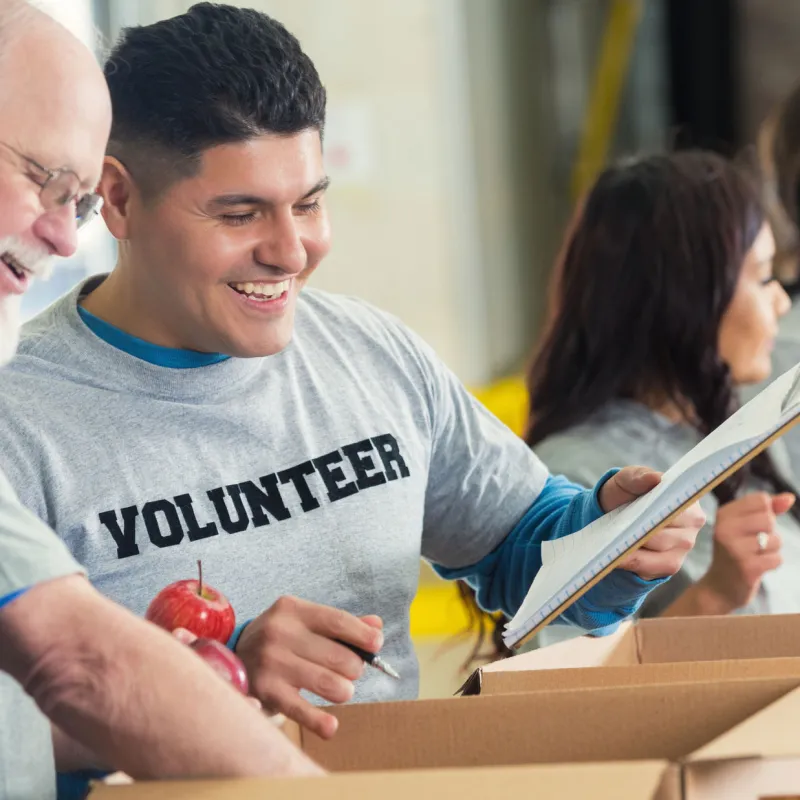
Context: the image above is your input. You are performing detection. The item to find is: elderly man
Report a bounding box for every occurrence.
[0,4,320,798]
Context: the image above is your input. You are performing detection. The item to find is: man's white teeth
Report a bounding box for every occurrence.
[2,253,26,278]
[232,279,290,299]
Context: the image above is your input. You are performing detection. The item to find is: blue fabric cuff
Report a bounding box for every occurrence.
[546,468,619,547]
[575,467,667,629]
[227,619,253,652]
[0,586,29,611]
[590,468,618,516]
[578,562,668,628]
[57,770,111,800]
[431,467,667,637]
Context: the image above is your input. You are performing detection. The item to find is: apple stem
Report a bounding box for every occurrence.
[198,559,203,597]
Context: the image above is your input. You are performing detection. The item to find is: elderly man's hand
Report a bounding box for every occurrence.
[599,466,706,580]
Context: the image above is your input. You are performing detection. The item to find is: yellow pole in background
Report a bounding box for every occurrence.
[570,0,644,203]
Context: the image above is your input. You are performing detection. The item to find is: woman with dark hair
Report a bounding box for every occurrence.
[527,150,799,643]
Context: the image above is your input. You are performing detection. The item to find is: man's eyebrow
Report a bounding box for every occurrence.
[302,176,330,199]
[209,177,331,209]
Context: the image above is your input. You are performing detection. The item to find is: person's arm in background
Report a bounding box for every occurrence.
[0,575,323,780]
[434,467,702,632]
[660,491,792,617]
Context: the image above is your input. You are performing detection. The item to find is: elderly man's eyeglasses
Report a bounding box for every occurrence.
[0,142,102,230]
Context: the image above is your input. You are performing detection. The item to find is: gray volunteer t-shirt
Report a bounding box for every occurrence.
[0,469,84,800]
[0,277,548,704]
[532,399,800,649]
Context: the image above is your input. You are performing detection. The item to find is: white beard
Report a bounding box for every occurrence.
[0,235,51,367]
[0,292,21,367]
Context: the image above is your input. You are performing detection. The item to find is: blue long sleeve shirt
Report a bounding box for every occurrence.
[434,472,663,634]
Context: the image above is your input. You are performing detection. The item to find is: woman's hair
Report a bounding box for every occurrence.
[459,150,799,666]
[527,150,798,508]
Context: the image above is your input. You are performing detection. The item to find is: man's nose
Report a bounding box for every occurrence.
[32,204,78,259]
[254,213,306,275]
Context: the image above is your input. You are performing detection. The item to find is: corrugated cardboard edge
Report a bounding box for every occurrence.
[477,656,800,696]
[89,761,677,799]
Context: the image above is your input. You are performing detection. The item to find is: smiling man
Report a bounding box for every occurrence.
[0,2,705,741]
[0,2,323,798]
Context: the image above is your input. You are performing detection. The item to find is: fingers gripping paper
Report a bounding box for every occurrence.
[504,362,800,649]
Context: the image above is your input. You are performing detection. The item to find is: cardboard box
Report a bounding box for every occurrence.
[92,677,800,799]
[90,761,677,799]
[300,681,800,799]
[300,676,800,773]
[461,614,800,695]
[94,681,800,798]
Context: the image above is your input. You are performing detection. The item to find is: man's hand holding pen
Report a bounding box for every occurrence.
[234,596,386,738]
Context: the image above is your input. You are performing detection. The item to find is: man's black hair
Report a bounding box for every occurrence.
[104,2,326,198]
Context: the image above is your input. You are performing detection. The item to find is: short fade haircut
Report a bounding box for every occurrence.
[104,2,326,199]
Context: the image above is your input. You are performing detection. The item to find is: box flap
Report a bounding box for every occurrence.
[481,622,636,675]
[689,687,800,762]
[684,757,800,800]
[302,677,800,772]
[88,761,677,799]
[636,615,800,664]
[478,657,800,696]
[476,615,800,684]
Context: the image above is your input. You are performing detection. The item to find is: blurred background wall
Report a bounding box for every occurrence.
[33,0,800,694]
[46,0,793,384]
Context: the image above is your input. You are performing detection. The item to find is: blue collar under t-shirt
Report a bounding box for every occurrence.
[77,305,230,368]
[58,307,230,800]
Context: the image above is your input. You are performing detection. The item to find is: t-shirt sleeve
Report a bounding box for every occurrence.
[374,317,550,569]
[0,469,84,598]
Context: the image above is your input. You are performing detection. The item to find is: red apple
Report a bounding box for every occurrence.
[189,637,250,695]
[145,561,235,644]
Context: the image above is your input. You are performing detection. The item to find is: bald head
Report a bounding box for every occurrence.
[0,3,110,124]
[0,0,36,57]
[0,0,111,366]
[0,0,35,29]
[0,0,110,201]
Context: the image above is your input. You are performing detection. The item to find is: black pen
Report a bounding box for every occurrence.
[335,639,401,680]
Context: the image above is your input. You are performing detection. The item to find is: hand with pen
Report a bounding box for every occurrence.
[234,596,385,738]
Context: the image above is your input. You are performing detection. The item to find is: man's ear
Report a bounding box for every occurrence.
[99,156,137,240]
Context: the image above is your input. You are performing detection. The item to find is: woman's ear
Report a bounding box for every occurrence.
[98,156,135,241]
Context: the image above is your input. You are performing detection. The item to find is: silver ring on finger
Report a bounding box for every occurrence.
[757,531,769,552]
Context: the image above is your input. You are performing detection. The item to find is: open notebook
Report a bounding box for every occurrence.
[503,361,800,650]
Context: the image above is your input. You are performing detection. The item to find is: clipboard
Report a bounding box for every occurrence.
[504,362,800,650]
